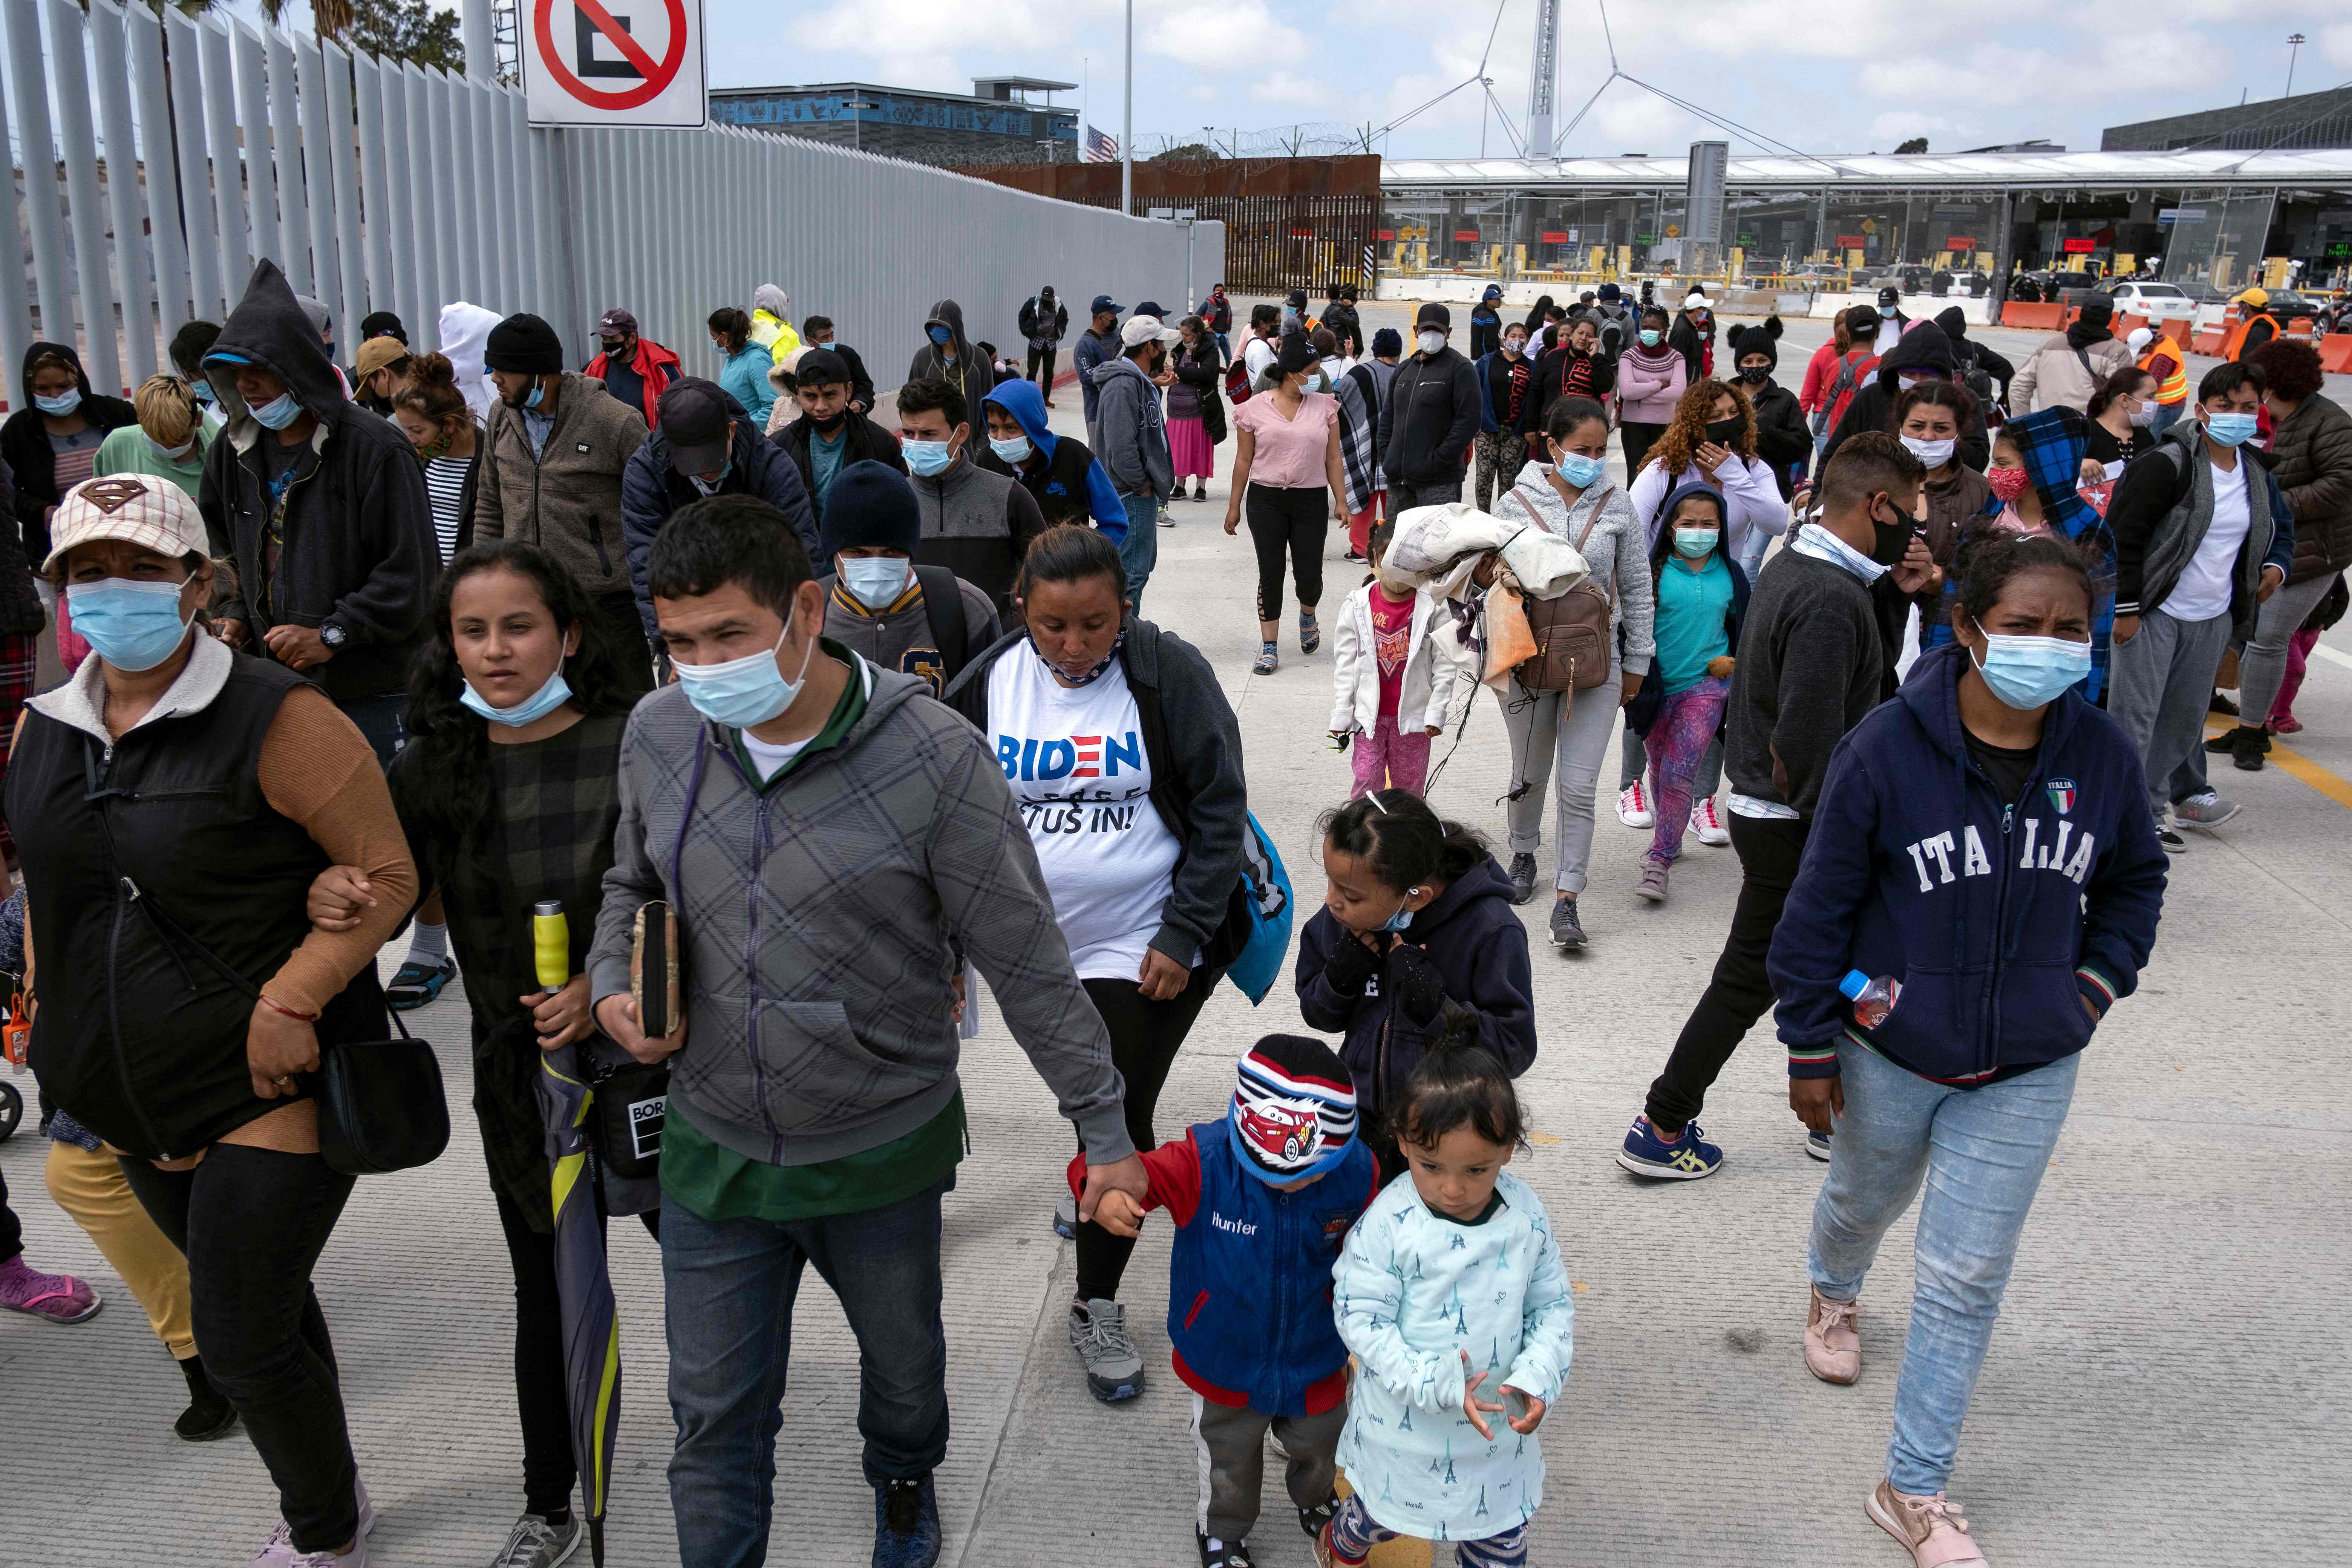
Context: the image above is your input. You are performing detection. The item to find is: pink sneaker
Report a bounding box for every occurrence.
[1690,796,1729,845]
[0,1254,103,1324]
[1867,1481,1989,1566]
[1805,1286,1860,1384]
[1616,779,1654,828]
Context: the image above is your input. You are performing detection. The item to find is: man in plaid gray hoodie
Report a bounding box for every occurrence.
[587,494,1145,1568]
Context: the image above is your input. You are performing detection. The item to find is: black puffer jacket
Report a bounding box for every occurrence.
[1725,321,1813,499]
[198,260,436,703]
[1818,319,1991,478]
[2268,391,2352,585]
[2,340,136,624]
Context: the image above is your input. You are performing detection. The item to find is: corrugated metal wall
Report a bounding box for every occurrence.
[1,0,1222,398]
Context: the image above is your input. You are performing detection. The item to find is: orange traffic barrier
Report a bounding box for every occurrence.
[2192,329,2227,355]
[2158,317,2194,344]
[2115,314,2149,336]
[2001,302,2067,331]
[2286,315,2320,338]
[2318,334,2352,374]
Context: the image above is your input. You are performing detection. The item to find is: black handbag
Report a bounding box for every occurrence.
[589,1055,667,1180]
[126,882,450,1176]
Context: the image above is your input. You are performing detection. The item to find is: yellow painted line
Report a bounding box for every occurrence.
[2205,721,2352,810]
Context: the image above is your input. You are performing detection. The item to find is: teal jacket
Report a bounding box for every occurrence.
[717,341,777,430]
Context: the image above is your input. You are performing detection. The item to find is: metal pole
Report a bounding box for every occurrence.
[1121,0,1132,216]
[2286,33,2305,99]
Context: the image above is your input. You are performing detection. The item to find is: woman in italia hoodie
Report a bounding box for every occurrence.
[1762,536,2165,1556]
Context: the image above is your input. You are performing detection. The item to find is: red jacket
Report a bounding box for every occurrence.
[1799,338,1842,413]
[583,337,681,427]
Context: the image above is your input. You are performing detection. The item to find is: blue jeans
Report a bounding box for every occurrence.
[2148,400,2184,439]
[1117,490,1162,614]
[1808,1040,2080,1494]
[661,1179,952,1568]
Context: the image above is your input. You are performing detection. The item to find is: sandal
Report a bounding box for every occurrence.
[1298,611,1321,655]
[386,957,456,1012]
[1253,642,1279,675]
[0,1256,103,1324]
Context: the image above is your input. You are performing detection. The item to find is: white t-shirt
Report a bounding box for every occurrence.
[2166,458,2252,623]
[1244,334,1279,384]
[989,650,1185,981]
[738,732,809,782]
[988,650,1186,980]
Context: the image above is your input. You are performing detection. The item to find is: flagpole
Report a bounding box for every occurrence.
[1122,0,1134,215]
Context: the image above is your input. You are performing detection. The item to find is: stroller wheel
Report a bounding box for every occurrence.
[0,1080,21,1141]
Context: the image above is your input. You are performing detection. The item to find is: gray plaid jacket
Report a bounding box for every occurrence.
[588,659,1131,1168]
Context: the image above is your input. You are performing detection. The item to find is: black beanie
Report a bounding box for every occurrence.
[820,460,922,560]
[1727,316,1782,371]
[485,312,564,375]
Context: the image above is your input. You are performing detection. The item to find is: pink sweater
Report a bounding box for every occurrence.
[1616,348,1687,425]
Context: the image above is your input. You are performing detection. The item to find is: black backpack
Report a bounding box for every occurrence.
[913,565,969,682]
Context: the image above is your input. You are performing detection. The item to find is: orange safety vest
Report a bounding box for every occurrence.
[2138,333,2189,406]
[2220,311,2279,362]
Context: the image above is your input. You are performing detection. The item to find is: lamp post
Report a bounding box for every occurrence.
[2288,33,2306,98]
[845,96,876,153]
[1122,0,1134,214]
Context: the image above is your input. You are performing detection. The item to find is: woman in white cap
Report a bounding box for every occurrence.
[6,476,416,1567]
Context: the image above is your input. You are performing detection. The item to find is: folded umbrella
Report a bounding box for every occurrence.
[538,1044,622,1566]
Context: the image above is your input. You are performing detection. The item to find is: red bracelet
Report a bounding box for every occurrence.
[257,994,319,1023]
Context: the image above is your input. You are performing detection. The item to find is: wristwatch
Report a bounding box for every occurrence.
[319,621,348,649]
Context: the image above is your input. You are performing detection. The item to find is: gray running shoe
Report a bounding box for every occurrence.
[1068,1297,1145,1402]
[1505,852,1538,905]
[1547,895,1586,950]
[2173,791,2240,831]
[487,1513,582,1568]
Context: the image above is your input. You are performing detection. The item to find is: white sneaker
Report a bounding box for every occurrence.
[1689,796,1729,845]
[1617,780,1654,829]
[247,1479,375,1566]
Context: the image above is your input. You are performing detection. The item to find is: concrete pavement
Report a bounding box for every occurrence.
[2,370,2346,1566]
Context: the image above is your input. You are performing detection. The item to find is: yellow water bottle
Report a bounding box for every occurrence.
[532,900,570,994]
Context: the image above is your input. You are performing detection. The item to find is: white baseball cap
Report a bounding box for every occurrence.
[43,476,208,573]
[1119,314,1183,350]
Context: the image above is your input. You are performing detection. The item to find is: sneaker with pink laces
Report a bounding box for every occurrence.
[245,1479,376,1566]
[1616,779,1654,828]
[0,1253,102,1324]
[1805,1286,1860,1384]
[1690,796,1729,845]
[1866,1481,1990,1566]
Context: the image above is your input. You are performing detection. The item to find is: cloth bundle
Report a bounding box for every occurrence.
[1375,501,1589,688]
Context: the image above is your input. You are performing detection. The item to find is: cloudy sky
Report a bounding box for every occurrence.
[697,0,2352,159]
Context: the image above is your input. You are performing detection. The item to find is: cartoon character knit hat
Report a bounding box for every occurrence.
[1229,1035,1358,1186]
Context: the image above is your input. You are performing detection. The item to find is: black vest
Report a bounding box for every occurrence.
[7,654,384,1159]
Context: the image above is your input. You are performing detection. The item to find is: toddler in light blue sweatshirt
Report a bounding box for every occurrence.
[1324,1033,1574,1566]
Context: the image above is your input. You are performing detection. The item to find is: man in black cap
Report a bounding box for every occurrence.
[476,310,656,692]
[777,347,905,528]
[1378,303,1479,511]
[1874,283,1907,352]
[815,459,1000,697]
[1073,293,1124,447]
[359,310,407,346]
[1242,302,1283,391]
[584,305,680,428]
[622,377,816,646]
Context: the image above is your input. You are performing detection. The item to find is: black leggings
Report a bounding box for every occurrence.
[1028,345,1058,388]
[1622,421,1666,479]
[121,1144,359,1554]
[490,1180,661,1518]
[1073,965,1217,1302]
[1246,484,1329,623]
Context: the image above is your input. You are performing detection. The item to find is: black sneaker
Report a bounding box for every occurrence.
[1196,1534,1256,1568]
[873,1474,941,1568]
[1547,894,1586,949]
[2233,725,2271,770]
[2209,689,2239,716]
[2158,827,2188,853]
[1506,852,1539,906]
[174,1354,239,1442]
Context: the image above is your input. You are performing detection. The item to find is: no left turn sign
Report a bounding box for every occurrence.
[523,0,706,128]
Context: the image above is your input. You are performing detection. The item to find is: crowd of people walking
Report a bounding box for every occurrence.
[2,261,2345,1568]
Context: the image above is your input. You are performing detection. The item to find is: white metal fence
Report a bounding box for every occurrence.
[2,0,1222,402]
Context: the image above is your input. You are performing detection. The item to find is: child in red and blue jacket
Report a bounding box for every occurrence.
[1073,1033,1380,1568]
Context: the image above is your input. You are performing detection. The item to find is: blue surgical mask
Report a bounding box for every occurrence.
[1638,329,1663,348]
[1674,526,1720,559]
[1970,621,2092,710]
[673,610,818,730]
[990,435,1033,465]
[839,555,910,609]
[524,381,546,411]
[2204,411,2259,447]
[1556,452,1606,489]
[34,389,82,417]
[1380,891,1421,933]
[147,433,199,465]
[928,325,953,347]
[459,668,574,727]
[903,439,954,477]
[190,379,217,407]
[250,391,303,430]
[64,578,193,672]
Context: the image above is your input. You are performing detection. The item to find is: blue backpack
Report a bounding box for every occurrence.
[1222,812,1294,1005]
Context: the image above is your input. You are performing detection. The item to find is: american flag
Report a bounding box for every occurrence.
[1083,124,1119,162]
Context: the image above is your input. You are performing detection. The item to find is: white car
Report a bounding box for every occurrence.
[2099,280,2194,320]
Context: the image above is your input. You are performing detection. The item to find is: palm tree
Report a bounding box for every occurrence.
[256,0,357,40]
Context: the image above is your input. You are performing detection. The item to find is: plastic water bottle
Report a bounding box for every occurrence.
[1840,970,1901,1029]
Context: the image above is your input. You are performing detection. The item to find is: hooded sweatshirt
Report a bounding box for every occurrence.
[906,299,990,429]
[436,302,503,422]
[1818,319,1989,478]
[910,446,1049,620]
[978,378,1128,537]
[1294,854,1536,1121]
[749,284,802,365]
[1019,287,1069,351]
[198,260,436,703]
[1768,641,2167,1086]
[1073,319,1124,427]
[1934,306,2014,406]
[1092,352,1176,501]
[2,341,138,580]
[585,658,1133,1170]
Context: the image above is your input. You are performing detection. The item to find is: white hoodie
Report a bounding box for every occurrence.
[437,302,502,422]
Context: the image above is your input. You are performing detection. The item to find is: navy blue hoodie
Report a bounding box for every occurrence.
[1768,642,2167,1086]
[1294,854,1536,1119]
